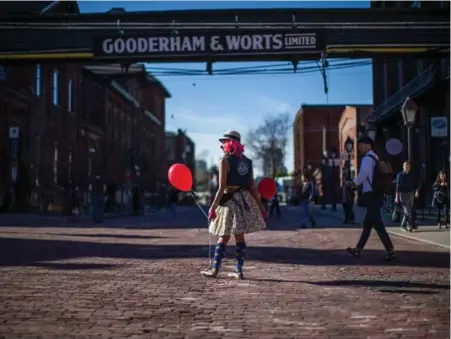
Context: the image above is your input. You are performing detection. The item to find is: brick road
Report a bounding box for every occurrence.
[0,208,449,339]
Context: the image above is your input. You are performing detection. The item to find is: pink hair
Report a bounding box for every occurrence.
[223,140,245,157]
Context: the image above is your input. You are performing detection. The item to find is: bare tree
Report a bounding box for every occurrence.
[245,113,291,177]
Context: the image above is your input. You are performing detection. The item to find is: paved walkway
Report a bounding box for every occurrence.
[312,204,450,249]
[0,211,133,226]
[0,208,449,338]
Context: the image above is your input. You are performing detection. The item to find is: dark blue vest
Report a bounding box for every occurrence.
[224,154,252,187]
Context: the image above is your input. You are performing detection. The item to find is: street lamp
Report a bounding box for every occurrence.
[345,136,354,180]
[321,155,327,210]
[400,97,418,161]
[330,149,337,212]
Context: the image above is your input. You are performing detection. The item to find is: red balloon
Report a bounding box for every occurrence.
[168,163,193,192]
[258,177,277,200]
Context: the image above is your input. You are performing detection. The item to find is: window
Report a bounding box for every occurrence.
[397,58,403,90]
[0,65,5,81]
[411,1,421,8]
[35,137,41,165]
[68,78,73,112]
[68,151,72,183]
[36,64,41,96]
[53,70,59,106]
[382,61,388,101]
[53,143,58,184]
[417,59,424,74]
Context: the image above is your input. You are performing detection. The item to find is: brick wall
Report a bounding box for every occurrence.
[293,105,344,176]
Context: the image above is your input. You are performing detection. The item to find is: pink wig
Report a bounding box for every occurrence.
[222,139,245,157]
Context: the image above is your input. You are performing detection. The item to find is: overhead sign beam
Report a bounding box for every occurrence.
[94,31,323,59]
[0,8,448,62]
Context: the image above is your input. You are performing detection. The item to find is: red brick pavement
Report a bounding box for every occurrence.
[0,220,449,339]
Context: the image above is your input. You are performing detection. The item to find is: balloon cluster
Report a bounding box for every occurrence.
[168,163,277,199]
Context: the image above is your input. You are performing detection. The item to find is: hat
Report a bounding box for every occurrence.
[219,130,241,143]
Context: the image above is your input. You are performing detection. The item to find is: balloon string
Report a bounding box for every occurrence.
[189,190,212,268]
[189,191,209,220]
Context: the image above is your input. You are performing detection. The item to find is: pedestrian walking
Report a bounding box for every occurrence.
[202,130,267,280]
[341,174,355,224]
[132,185,140,216]
[299,173,316,228]
[432,170,449,228]
[90,175,105,224]
[346,136,396,260]
[269,193,281,217]
[395,161,420,232]
[169,189,178,217]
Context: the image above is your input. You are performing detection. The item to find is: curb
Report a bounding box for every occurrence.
[313,207,450,250]
[385,229,450,250]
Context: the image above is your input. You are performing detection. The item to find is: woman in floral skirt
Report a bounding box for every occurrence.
[201,130,267,280]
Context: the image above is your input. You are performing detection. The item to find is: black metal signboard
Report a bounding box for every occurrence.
[94,31,323,59]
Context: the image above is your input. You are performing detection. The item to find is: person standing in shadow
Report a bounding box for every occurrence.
[395,161,420,232]
[299,173,316,228]
[341,174,355,224]
[269,193,281,217]
[91,175,105,224]
[132,185,140,216]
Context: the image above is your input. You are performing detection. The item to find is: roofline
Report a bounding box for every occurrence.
[145,73,172,98]
[300,104,373,108]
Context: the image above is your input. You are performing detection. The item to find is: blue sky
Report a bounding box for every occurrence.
[78,1,373,174]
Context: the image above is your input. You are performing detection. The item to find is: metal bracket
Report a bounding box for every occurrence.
[171,20,178,36]
[117,19,124,35]
[206,61,213,75]
[291,60,298,73]
[318,52,329,95]
[121,63,130,74]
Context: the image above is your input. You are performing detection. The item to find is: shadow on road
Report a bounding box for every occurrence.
[47,233,166,240]
[0,236,448,269]
[247,278,448,295]
[28,262,120,270]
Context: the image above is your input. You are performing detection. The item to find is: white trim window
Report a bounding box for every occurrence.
[382,61,389,101]
[36,64,41,96]
[68,78,73,112]
[397,58,403,90]
[53,143,58,184]
[0,65,5,81]
[53,70,59,106]
[417,59,424,74]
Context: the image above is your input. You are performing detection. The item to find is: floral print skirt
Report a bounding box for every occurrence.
[209,189,266,236]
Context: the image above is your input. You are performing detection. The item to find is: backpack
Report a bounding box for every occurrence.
[365,154,393,195]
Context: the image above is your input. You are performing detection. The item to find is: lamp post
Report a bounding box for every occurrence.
[400,97,418,162]
[330,149,337,212]
[321,155,327,210]
[366,120,377,141]
[345,136,354,180]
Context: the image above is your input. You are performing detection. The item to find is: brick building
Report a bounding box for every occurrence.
[338,105,373,180]
[293,104,346,182]
[0,61,84,210]
[81,64,170,205]
[369,0,450,196]
[293,104,373,204]
[166,129,196,189]
[0,1,84,210]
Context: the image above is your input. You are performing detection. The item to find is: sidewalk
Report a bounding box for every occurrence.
[312,204,450,249]
[0,211,132,226]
